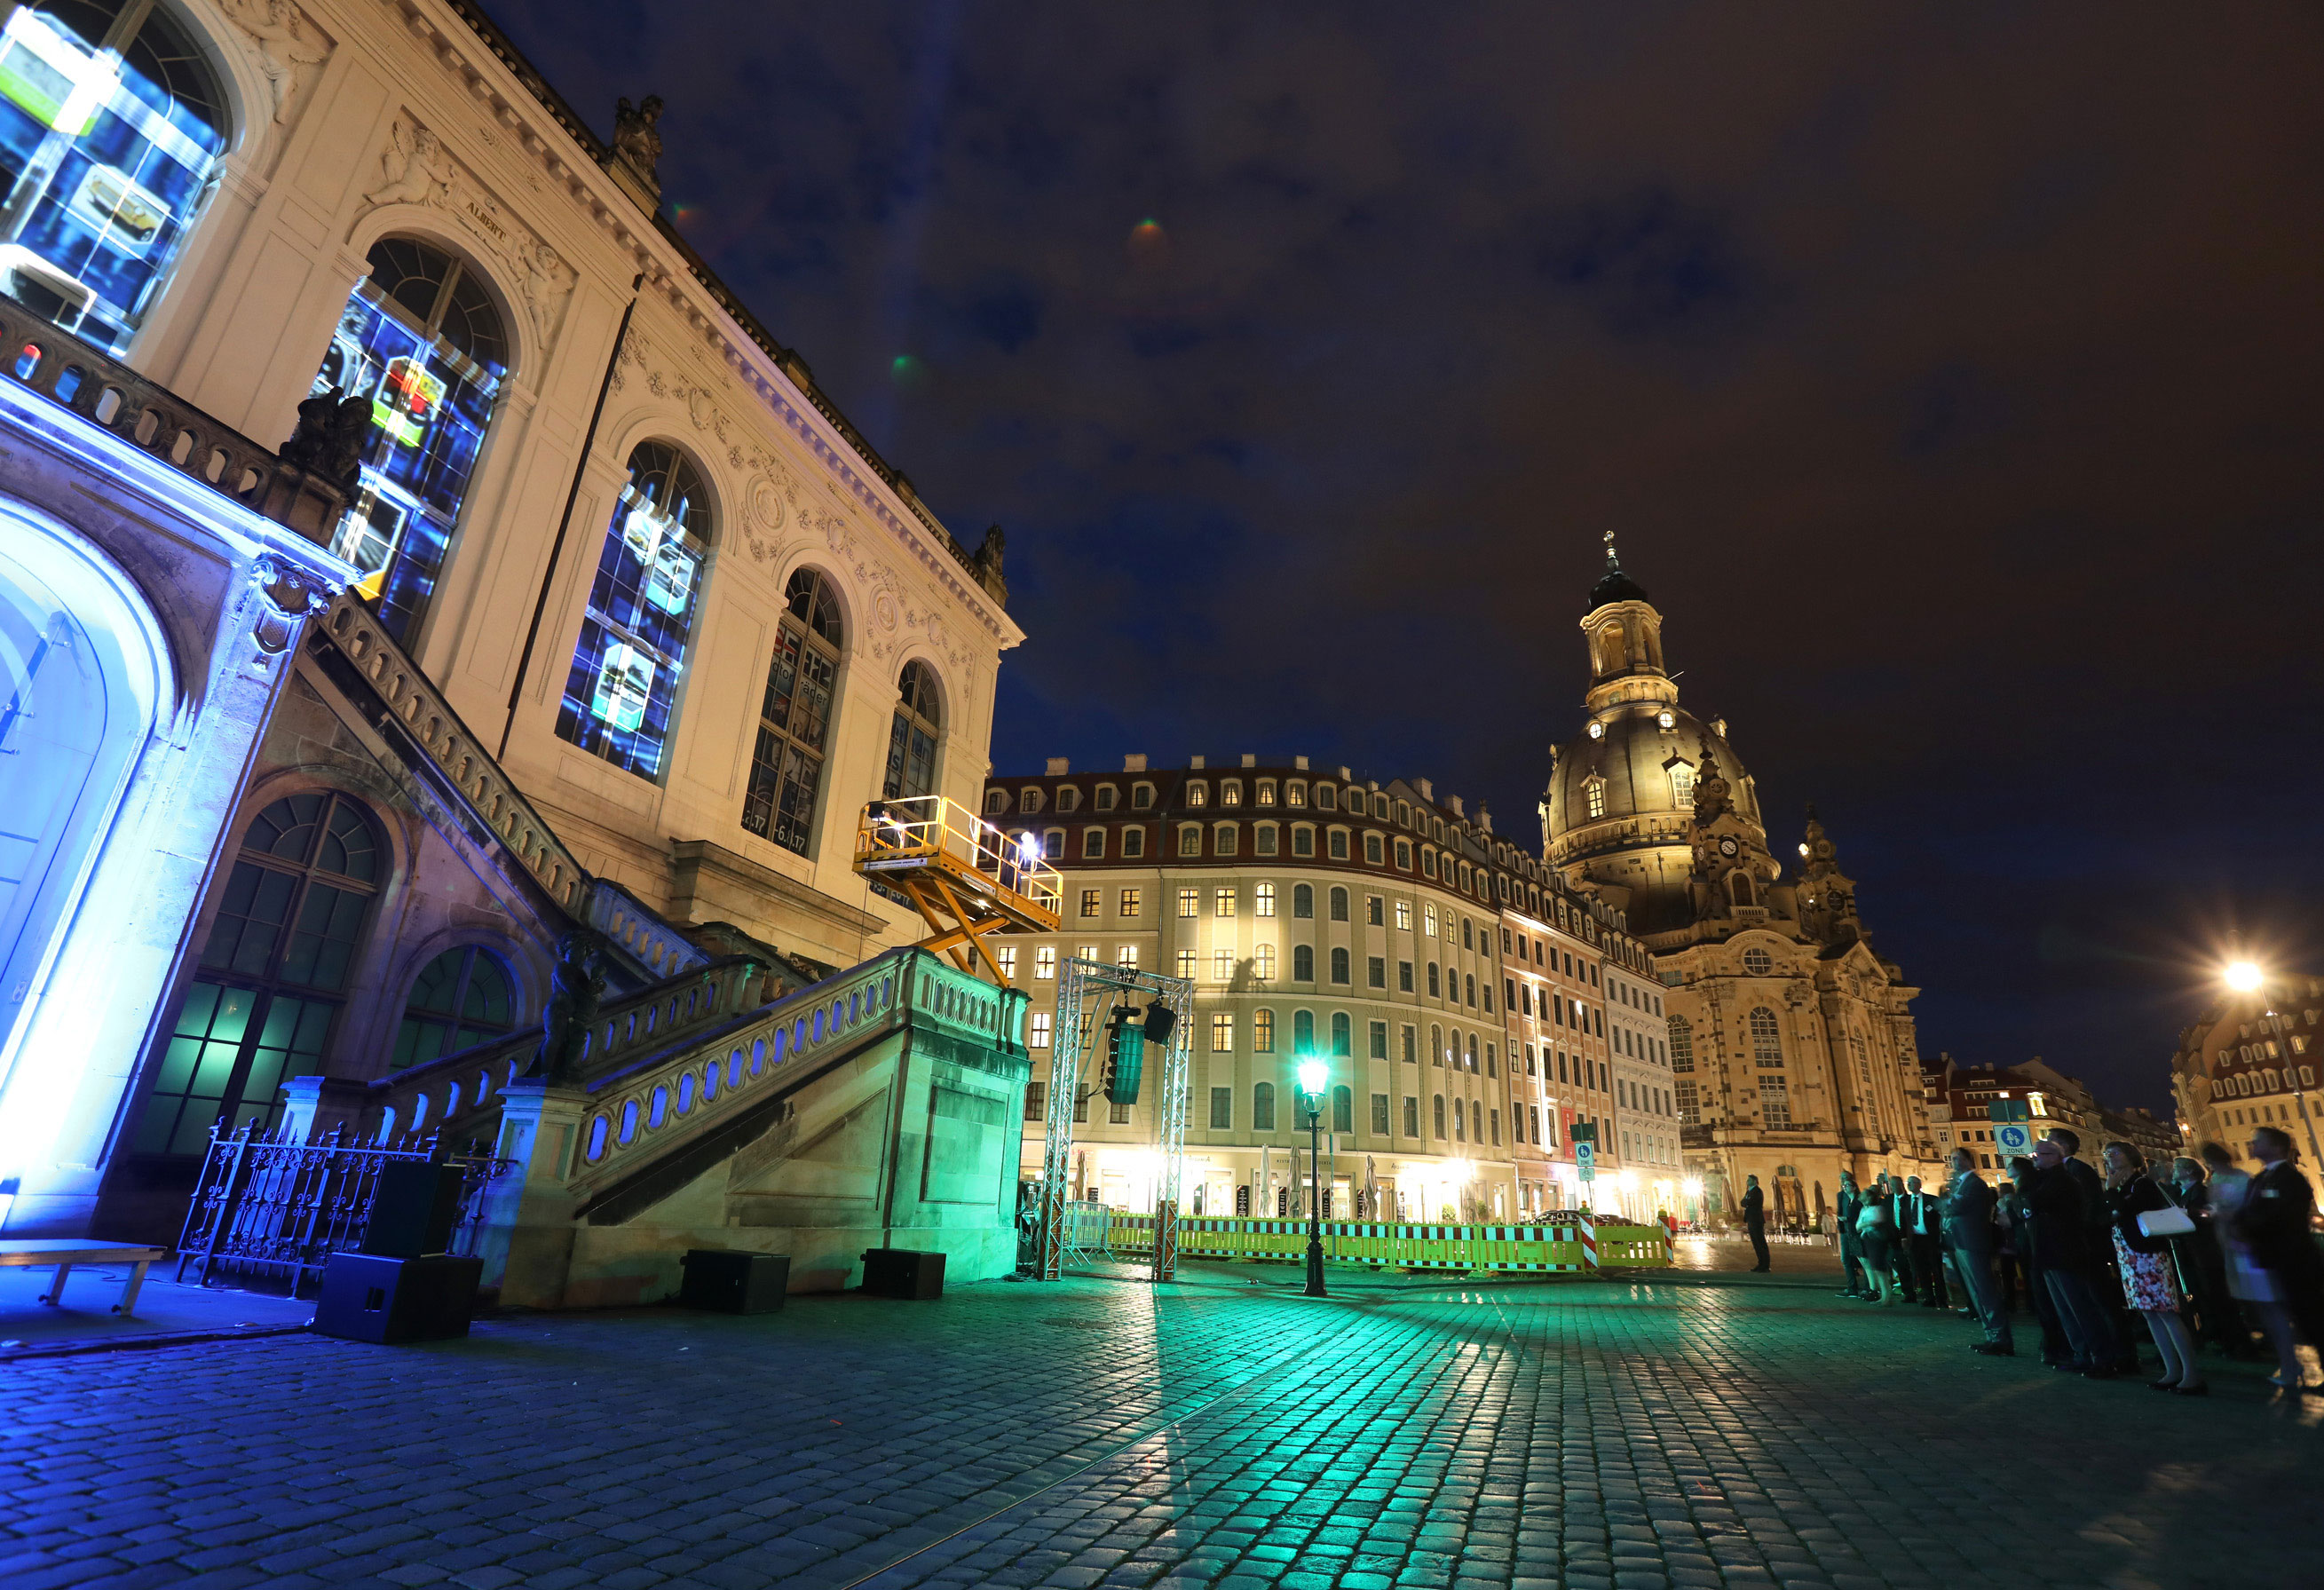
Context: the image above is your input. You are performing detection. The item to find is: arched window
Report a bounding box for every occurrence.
[1471,1101,1483,1143]
[1669,763,1696,807]
[1253,943,1275,980]
[137,792,382,1154]
[316,237,508,644]
[1292,1009,1316,1053]
[1433,1094,1446,1137]
[1727,871,1756,908]
[743,565,845,846]
[391,945,518,1069]
[1750,1006,1783,1065]
[1253,1081,1276,1132]
[1332,1084,1352,1134]
[1292,945,1314,982]
[1329,946,1349,985]
[1328,886,1348,922]
[0,0,228,356]
[1331,1011,1351,1056]
[557,441,710,779]
[1668,1016,1694,1072]
[884,660,940,800]
[1453,1098,1466,1141]
[1292,882,1313,919]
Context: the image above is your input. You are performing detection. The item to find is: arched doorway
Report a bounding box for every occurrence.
[0,506,168,1180]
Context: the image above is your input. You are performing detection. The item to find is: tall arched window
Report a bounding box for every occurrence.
[315,237,508,644]
[883,660,941,800]
[1668,1016,1694,1072]
[136,792,382,1154]
[1292,882,1313,919]
[1433,1094,1446,1137]
[0,0,227,355]
[1727,871,1756,908]
[1331,1011,1351,1056]
[1328,886,1348,921]
[1292,1009,1316,1056]
[1750,1006,1783,1065]
[743,568,843,855]
[1329,946,1349,985]
[1252,1081,1275,1132]
[391,945,518,1070]
[1332,1084,1352,1134]
[557,441,710,779]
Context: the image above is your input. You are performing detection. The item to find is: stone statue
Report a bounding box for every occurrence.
[366,120,452,210]
[530,930,608,1084]
[971,524,1006,579]
[236,0,329,125]
[520,239,573,349]
[612,95,665,184]
[280,385,370,487]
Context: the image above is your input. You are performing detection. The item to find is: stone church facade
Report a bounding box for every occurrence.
[1539,543,1940,1225]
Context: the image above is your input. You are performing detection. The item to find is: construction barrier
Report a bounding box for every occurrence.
[1094,1211,1672,1274]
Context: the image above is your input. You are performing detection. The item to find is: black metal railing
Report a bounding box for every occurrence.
[173,1120,513,1294]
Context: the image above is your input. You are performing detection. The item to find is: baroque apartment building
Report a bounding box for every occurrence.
[0,0,1019,1239]
[2170,979,2324,1200]
[985,755,1666,1222]
[1541,545,1940,1226]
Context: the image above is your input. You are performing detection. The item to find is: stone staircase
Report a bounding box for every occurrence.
[428,945,1032,1307]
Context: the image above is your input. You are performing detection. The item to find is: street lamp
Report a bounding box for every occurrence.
[2223,961,2324,1169]
[1297,1056,1330,1296]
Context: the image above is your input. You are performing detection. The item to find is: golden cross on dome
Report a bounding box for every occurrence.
[1603,528,1620,566]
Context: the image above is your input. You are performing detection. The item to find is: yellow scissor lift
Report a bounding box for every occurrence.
[853,795,1063,985]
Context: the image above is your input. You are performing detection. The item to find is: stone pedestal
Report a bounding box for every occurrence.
[473,1080,589,1309]
[278,1074,370,1143]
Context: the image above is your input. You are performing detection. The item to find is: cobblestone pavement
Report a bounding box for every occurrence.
[3,1262,2317,1590]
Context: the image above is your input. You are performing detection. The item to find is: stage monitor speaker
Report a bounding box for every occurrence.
[362,1162,464,1257]
[859,1246,945,1300]
[678,1249,790,1313]
[314,1253,481,1343]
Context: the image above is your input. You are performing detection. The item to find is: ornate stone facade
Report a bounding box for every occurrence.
[1540,543,1939,1225]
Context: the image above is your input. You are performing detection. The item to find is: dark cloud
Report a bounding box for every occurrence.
[493,0,2324,1111]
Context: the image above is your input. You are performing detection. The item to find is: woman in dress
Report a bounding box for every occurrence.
[2104,1143,2206,1394]
[1855,1179,1901,1305]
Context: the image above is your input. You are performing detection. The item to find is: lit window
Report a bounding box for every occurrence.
[1035,946,1056,979]
[1215,887,1237,917]
[1253,944,1276,980]
[1214,949,1231,981]
[1029,1012,1051,1047]
[1176,950,1197,979]
[1213,1012,1234,1052]
[1187,783,1207,807]
[1076,944,1097,964]
[1587,722,1605,740]
[1116,945,1139,970]
[1287,783,1307,807]
[0,1,225,357]
[1669,763,1696,808]
[1119,889,1140,916]
[1178,888,1199,918]
[318,238,507,643]
[1585,779,1606,819]
[1254,1009,1276,1052]
[1079,890,1101,918]
[1221,781,1241,807]
[996,946,1017,980]
[1424,904,1438,937]
[559,442,711,780]
[1254,882,1276,917]
[1395,899,1411,931]
[883,661,942,799]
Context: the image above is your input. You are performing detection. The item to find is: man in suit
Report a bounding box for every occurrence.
[1836,1171,1868,1298]
[2236,1126,2324,1357]
[2026,1139,2122,1376]
[1945,1149,2013,1354]
[1742,1175,1770,1271]
[1905,1175,1946,1307]
[2047,1126,2140,1372]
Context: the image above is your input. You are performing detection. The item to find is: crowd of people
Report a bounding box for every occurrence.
[1833,1125,2324,1396]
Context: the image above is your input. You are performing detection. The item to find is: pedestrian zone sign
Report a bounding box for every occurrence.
[1576,1141,1595,1181]
[1992,1120,2035,1160]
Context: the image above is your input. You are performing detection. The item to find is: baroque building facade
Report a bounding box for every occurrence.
[0,0,1024,1250]
[984,755,1677,1223]
[2169,977,2324,1201]
[1539,544,1939,1225]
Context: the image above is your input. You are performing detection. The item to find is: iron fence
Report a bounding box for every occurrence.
[174,1119,513,1293]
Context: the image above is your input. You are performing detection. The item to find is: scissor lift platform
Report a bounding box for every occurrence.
[855,795,1062,986]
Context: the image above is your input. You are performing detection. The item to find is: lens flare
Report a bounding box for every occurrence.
[2225,960,2264,993]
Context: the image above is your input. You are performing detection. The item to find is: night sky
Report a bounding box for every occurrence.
[491,2,2324,1114]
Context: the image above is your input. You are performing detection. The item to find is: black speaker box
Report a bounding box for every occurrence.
[678,1249,789,1313]
[361,1162,465,1257]
[314,1252,481,1343]
[859,1246,945,1300]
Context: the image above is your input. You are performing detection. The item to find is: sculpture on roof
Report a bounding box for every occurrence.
[612,94,666,188]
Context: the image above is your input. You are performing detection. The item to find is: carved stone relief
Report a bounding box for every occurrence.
[225,0,332,127]
[360,115,578,358]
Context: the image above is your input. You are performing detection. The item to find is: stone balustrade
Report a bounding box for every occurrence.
[320,596,588,914]
[364,954,784,1146]
[0,301,346,539]
[585,876,710,978]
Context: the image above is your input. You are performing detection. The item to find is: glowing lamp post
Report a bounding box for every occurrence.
[1297,1055,1330,1297]
[2223,961,2324,1169]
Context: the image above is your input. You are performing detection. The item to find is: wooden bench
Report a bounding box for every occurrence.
[0,1239,169,1317]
